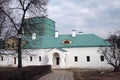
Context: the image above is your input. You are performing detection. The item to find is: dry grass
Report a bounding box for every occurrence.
[0,67,17,71]
[1,67,120,80]
[71,68,120,80]
[0,66,51,80]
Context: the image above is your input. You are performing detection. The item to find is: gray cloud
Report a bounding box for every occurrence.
[48,0,120,38]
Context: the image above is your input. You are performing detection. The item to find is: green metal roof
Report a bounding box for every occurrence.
[24,17,55,36]
[0,17,110,50]
[23,34,110,49]
[57,48,68,52]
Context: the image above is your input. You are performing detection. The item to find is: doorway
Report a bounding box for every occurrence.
[53,53,60,66]
[56,57,59,65]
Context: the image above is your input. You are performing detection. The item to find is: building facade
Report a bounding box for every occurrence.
[0,17,112,69]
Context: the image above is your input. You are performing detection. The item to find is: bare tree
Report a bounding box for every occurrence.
[98,30,120,72]
[0,0,49,68]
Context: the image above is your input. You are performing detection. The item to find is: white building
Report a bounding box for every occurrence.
[0,17,112,69]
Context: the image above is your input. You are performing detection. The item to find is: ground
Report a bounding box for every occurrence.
[37,70,74,80]
[71,68,120,80]
[1,67,120,80]
[0,67,16,71]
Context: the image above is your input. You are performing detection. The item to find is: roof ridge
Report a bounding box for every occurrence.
[58,34,95,36]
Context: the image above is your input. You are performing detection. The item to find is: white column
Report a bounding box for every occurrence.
[60,58,65,67]
[60,53,66,67]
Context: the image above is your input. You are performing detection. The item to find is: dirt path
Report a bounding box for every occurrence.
[37,70,74,80]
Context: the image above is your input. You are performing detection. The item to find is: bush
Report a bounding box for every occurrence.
[0,65,51,80]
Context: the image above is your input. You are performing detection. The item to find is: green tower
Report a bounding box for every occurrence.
[24,16,55,36]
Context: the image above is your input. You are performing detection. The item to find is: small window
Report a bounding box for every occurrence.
[100,56,104,61]
[64,40,70,44]
[74,56,78,62]
[87,56,90,62]
[39,56,41,61]
[30,56,32,61]
[63,40,72,44]
[1,56,3,61]
[14,57,16,64]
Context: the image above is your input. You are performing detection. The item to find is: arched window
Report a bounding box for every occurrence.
[39,56,41,61]
[100,56,104,61]
[30,56,32,61]
[14,57,16,64]
[1,56,3,61]
[63,40,72,44]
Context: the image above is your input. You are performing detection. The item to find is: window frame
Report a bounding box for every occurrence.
[39,56,41,61]
[100,56,104,61]
[1,56,3,61]
[30,56,32,61]
[74,56,78,62]
[86,56,90,62]
[14,57,16,64]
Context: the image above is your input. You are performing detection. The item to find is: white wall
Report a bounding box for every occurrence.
[0,55,17,67]
[0,47,113,69]
[22,49,48,66]
[64,47,112,69]
[0,49,48,67]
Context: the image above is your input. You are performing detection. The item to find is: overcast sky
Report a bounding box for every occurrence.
[48,0,120,38]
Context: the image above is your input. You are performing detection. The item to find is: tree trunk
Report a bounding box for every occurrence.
[17,30,22,68]
[113,66,120,72]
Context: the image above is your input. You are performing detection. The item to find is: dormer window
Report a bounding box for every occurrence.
[63,40,72,44]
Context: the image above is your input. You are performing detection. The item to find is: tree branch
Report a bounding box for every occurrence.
[19,0,34,31]
[0,16,5,35]
[10,7,23,10]
[0,8,19,31]
[18,0,25,10]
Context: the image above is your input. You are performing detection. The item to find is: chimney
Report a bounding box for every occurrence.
[32,33,36,40]
[72,30,76,37]
[55,31,59,38]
